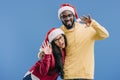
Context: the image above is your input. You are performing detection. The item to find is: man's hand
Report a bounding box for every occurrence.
[80,15,92,27]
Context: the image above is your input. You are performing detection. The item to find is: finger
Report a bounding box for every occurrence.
[46,41,49,47]
[49,43,52,48]
[47,41,50,47]
[88,14,91,20]
[82,15,87,17]
[82,15,88,19]
[42,40,46,48]
[81,16,88,21]
[80,17,86,22]
[42,41,45,48]
[44,40,47,47]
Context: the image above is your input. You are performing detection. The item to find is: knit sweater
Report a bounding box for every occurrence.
[60,20,109,79]
[24,50,65,80]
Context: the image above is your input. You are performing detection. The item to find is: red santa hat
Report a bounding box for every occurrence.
[58,3,81,22]
[38,28,64,59]
[46,28,64,43]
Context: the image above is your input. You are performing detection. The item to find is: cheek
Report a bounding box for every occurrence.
[61,19,65,23]
[55,42,59,47]
[55,42,62,47]
[70,17,74,22]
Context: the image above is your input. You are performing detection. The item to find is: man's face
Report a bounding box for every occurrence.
[60,10,75,29]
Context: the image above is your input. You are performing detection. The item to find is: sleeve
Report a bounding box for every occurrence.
[90,19,109,40]
[35,54,52,76]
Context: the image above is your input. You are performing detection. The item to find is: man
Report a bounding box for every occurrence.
[58,3,109,80]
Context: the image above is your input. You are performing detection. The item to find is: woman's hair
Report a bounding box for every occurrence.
[51,34,67,79]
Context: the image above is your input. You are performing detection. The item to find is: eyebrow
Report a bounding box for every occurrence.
[54,36,62,41]
[61,13,73,16]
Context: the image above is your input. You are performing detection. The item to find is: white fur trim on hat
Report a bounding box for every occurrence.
[48,28,64,42]
[58,6,75,19]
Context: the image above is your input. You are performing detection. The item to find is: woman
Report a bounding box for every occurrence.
[23,28,67,80]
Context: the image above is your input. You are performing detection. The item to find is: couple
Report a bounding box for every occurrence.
[23,3,109,80]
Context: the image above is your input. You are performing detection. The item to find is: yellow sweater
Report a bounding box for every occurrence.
[61,20,109,79]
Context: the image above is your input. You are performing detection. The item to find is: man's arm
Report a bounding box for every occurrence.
[90,19,109,40]
[80,15,109,40]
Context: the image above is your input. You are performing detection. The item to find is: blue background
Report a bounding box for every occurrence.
[0,0,120,80]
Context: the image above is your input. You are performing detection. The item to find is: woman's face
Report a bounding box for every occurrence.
[54,34,65,49]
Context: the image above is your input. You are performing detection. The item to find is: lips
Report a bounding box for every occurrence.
[60,43,65,48]
[66,21,72,26]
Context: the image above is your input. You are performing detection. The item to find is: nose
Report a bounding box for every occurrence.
[65,16,70,20]
[58,38,63,43]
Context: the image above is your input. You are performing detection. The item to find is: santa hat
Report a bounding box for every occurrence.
[58,3,81,22]
[38,28,64,59]
[46,28,64,43]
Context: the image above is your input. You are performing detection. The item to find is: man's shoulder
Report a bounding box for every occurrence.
[75,22,85,28]
[60,25,65,30]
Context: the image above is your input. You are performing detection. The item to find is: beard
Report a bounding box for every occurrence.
[62,19,75,29]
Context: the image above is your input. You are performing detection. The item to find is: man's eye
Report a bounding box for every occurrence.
[62,16,66,19]
[68,14,73,17]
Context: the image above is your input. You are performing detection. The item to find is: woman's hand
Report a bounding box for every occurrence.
[41,41,52,54]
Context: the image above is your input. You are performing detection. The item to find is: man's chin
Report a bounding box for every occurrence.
[62,22,73,29]
[67,24,72,27]
[66,23,72,27]
[66,25,73,29]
